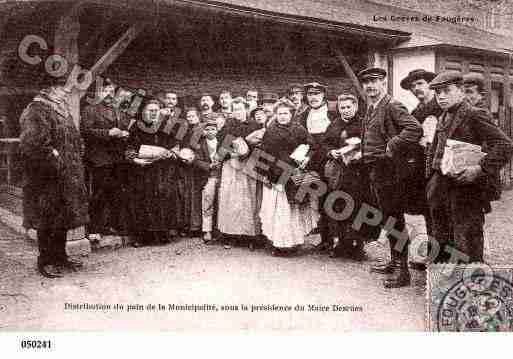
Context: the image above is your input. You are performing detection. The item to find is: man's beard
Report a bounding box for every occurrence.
[201,104,211,111]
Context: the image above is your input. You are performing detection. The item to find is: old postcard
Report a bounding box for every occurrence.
[1,1,513,349]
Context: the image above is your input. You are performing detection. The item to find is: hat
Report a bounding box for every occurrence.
[261,92,279,103]
[429,70,463,89]
[357,67,387,81]
[288,83,304,95]
[400,69,437,90]
[304,82,328,94]
[463,73,485,91]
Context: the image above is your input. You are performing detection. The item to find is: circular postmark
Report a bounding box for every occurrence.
[437,272,513,331]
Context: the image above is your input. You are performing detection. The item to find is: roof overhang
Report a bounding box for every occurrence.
[0,0,411,46]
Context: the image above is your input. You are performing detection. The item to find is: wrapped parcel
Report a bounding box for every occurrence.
[440,139,486,176]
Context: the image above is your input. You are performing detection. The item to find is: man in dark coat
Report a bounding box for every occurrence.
[463,73,488,110]
[359,67,423,288]
[20,83,89,278]
[81,81,132,236]
[296,82,338,252]
[400,69,442,270]
[427,71,513,263]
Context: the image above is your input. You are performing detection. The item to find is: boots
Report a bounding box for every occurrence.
[383,251,411,289]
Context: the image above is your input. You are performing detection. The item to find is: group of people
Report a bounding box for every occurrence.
[19,65,513,288]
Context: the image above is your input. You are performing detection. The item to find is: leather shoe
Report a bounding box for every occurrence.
[315,242,332,253]
[131,241,144,248]
[383,259,411,289]
[38,260,63,278]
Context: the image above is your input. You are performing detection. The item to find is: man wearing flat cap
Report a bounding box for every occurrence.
[260,92,279,125]
[463,73,488,110]
[358,67,423,288]
[426,70,513,263]
[400,69,443,271]
[296,82,337,252]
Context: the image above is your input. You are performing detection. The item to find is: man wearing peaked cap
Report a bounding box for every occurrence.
[260,92,279,125]
[304,82,328,94]
[357,67,387,81]
[426,70,513,263]
[359,66,423,288]
[463,73,488,109]
[399,69,442,271]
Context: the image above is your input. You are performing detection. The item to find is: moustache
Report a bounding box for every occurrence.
[201,103,210,110]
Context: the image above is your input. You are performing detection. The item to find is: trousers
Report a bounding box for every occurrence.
[369,159,408,255]
[427,172,485,263]
[37,228,67,265]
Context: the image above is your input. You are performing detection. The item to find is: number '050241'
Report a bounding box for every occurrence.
[21,340,52,349]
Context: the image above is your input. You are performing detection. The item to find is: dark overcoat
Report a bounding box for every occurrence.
[81,103,133,167]
[19,98,89,230]
[427,100,513,209]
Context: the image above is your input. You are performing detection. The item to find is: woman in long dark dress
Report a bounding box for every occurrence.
[125,98,179,247]
[323,94,380,259]
[175,107,207,236]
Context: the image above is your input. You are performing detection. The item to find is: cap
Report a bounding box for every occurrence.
[400,69,437,90]
[304,82,328,94]
[429,70,463,89]
[357,67,387,81]
[288,83,304,95]
[463,73,485,91]
[261,92,279,103]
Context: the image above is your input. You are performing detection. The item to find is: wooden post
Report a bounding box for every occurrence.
[332,47,366,102]
[89,22,147,80]
[54,3,82,128]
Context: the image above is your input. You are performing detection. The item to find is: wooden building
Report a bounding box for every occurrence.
[1,0,512,201]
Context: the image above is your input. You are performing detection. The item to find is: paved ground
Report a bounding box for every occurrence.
[0,189,512,331]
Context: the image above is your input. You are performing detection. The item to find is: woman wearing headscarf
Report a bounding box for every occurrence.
[216,97,261,249]
[125,98,179,247]
[259,100,319,256]
[175,107,208,236]
[323,94,380,260]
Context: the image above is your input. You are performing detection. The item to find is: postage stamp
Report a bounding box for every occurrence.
[427,264,513,331]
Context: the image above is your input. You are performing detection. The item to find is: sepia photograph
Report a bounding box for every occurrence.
[1,0,513,342]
